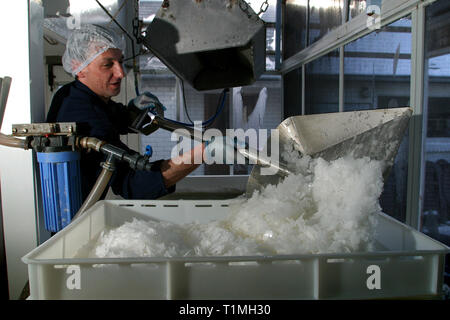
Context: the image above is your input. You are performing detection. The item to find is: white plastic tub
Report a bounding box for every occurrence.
[22,200,449,300]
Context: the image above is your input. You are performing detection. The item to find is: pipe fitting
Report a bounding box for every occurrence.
[78,137,107,152]
[101,154,117,171]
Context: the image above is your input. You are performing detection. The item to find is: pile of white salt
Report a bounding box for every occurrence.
[93,153,385,258]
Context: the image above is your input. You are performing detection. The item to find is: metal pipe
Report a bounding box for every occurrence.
[73,154,115,220]
[72,136,157,220]
[151,114,204,143]
[152,114,294,176]
[238,146,291,176]
[72,136,112,220]
[0,133,27,149]
[78,136,106,152]
[0,76,12,131]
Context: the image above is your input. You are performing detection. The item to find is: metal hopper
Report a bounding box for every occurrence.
[142,0,266,91]
[246,107,413,197]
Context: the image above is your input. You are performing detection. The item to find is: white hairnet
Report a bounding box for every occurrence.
[62,24,125,77]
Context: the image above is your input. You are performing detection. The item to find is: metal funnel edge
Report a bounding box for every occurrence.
[246,107,413,197]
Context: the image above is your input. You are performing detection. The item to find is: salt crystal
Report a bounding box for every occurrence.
[93,149,384,258]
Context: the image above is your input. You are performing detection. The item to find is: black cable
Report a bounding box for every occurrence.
[204,89,227,129]
[167,85,228,129]
[179,79,229,129]
[180,79,194,125]
[123,50,152,63]
[123,52,143,62]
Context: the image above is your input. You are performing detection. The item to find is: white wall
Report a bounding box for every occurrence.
[0,1,44,299]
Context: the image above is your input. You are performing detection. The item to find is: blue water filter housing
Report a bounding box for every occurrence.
[37,151,82,232]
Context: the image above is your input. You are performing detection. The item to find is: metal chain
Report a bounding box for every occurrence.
[257,0,269,16]
[132,0,143,44]
[134,0,139,19]
[132,0,142,82]
[239,0,269,17]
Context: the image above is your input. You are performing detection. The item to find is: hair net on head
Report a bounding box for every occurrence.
[62,24,125,77]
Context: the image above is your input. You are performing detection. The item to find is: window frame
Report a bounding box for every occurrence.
[280,0,439,228]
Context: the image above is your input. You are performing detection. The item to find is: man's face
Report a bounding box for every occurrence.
[77,48,125,101]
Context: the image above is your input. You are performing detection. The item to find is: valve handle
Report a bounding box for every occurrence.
[144,145,153,159]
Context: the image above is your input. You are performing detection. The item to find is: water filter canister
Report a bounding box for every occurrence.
[37,151,82,232]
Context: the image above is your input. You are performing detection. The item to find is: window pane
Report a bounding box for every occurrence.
[266,27,277,71]
[283,0,308,59]
[248,0,279,70]
[343,16,412,222]
[283,68,303,119]
[421,0,450,254]
[305,49,340,114]
[349,0,367,20]
[309,0,344,45]
[266,27,276,52]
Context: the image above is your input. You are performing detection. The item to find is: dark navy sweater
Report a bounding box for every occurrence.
[46,80,175,201]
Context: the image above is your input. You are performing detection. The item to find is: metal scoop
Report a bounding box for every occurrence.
[246,107,413,197]
[146,113,294,176]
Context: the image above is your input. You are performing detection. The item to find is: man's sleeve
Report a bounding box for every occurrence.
[110,160,176,200]
[110,101,138,135]
[46,83,72,122]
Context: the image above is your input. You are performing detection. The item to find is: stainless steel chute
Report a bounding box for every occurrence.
[246,107,413,197]
[143,0,266,91]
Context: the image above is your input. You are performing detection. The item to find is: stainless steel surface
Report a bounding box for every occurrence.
[143,0,266,91]
[11,122,77,137]
[308,0,344,45]
[246,107,413,197]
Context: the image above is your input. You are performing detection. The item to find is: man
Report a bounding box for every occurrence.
[47,24,210,201]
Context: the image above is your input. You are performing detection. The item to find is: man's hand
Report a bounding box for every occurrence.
[131,91,166,115]
[127,92,166,135]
